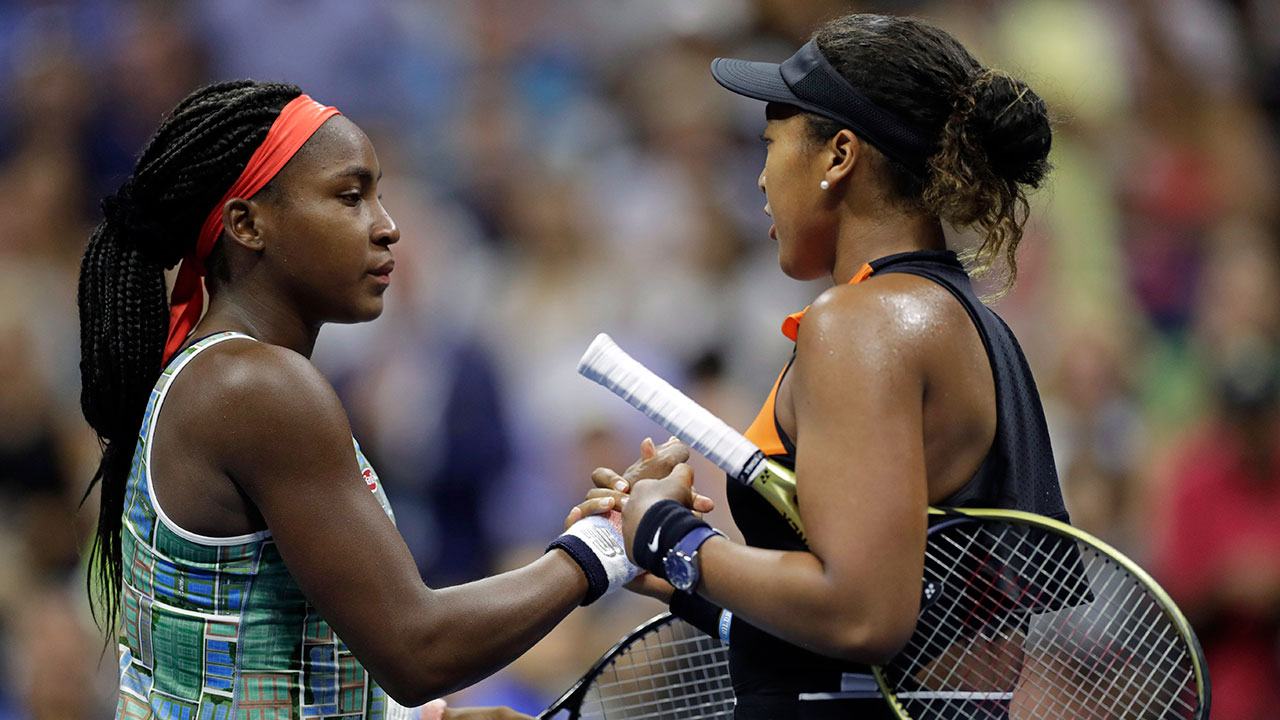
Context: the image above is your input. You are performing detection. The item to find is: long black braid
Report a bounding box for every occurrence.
[78,80,302,634]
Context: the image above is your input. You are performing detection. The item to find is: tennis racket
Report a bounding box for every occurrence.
[538,613,734,719]
[578,334,804,542]
[576,333,1210,720]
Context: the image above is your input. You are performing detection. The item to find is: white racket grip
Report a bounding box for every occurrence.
[578,333,766,484]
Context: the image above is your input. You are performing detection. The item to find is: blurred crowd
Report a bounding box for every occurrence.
[1,0,1279,717]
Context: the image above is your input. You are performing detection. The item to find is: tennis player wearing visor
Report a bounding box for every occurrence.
[585,13,1063,720]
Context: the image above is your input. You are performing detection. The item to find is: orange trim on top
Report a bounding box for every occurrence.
[850,261,875,284]
[750,261,878,456]
[743,365,790,457]
[780,310,806,343]
[779,262,874,342]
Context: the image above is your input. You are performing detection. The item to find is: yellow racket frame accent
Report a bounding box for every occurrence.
[746,458,804,542]
[741,480,1208,719]
[577,333,1207,717]
[866,507,1209,720]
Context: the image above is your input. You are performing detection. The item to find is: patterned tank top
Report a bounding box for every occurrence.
[115,332,412,720]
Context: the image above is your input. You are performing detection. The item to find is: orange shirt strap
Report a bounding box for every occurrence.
[743,363,791,457]
[780,262,874,342]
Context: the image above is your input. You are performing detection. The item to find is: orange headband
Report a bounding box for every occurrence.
[162,94,341,365]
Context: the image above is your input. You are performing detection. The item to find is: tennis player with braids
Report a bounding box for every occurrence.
[78,81,698,719]
[585,14,1069,719]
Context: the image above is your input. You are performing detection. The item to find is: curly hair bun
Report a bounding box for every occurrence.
[808,13,1055,292]
[970,72,1052,188]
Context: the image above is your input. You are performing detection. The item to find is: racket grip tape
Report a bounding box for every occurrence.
[577,334,762,479]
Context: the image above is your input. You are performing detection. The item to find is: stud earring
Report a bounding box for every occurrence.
[819,180,830,190]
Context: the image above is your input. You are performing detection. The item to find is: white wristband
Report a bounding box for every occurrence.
[555,512,641,603]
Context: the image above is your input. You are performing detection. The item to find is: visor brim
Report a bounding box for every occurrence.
[710,57,801,106]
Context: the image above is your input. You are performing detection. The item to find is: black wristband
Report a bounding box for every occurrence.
[632,499,709,579]
[670,591,724,639]
[547,536,608,606]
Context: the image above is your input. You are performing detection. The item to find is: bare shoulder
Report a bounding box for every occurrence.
[799,272,967,357]
[188,340,344,419]
[173,339,354,475]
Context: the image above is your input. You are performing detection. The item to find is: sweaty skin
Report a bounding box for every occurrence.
[608,111,999,664]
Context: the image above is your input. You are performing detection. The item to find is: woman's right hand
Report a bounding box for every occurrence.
[562,438,714,604]
[563,437,714,528]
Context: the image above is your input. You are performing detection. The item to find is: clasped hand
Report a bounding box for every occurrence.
[564,437,712,601]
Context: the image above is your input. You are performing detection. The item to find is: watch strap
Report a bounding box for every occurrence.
[673,525,722,558]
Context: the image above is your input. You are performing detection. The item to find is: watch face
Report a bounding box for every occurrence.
[665,553,695,592]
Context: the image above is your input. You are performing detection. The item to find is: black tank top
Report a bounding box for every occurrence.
[671,250,1068,719]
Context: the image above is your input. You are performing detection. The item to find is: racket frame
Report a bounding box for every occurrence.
[744,458,803,541]
[577,334,1210,720]
[538,613,730,720]
[871,507,1210,720]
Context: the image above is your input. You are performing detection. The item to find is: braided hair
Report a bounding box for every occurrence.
[78,80,302,634]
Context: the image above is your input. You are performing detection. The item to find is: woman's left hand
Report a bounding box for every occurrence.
[620,462,697,562]
[563,437,713,529]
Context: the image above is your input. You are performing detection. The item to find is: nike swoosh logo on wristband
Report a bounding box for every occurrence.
[647,527,661,553]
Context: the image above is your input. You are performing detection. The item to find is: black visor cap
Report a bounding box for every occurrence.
[711,40,934,174]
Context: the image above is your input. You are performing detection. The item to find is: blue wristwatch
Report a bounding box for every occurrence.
[663,526,723,592]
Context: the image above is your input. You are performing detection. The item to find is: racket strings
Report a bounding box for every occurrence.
[903,530,1055,718]
[917,530,1123,716]
[584,647,729,705]
[583,645,731,716]
[1007,540,1197,719]
[908,530,1064,696]
[578,620,734,719]
[883,521,1199,719]
[920,531,1142,703]
[916,532,1182,717]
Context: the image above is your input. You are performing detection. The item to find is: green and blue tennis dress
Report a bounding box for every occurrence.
[115,332,413,720]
